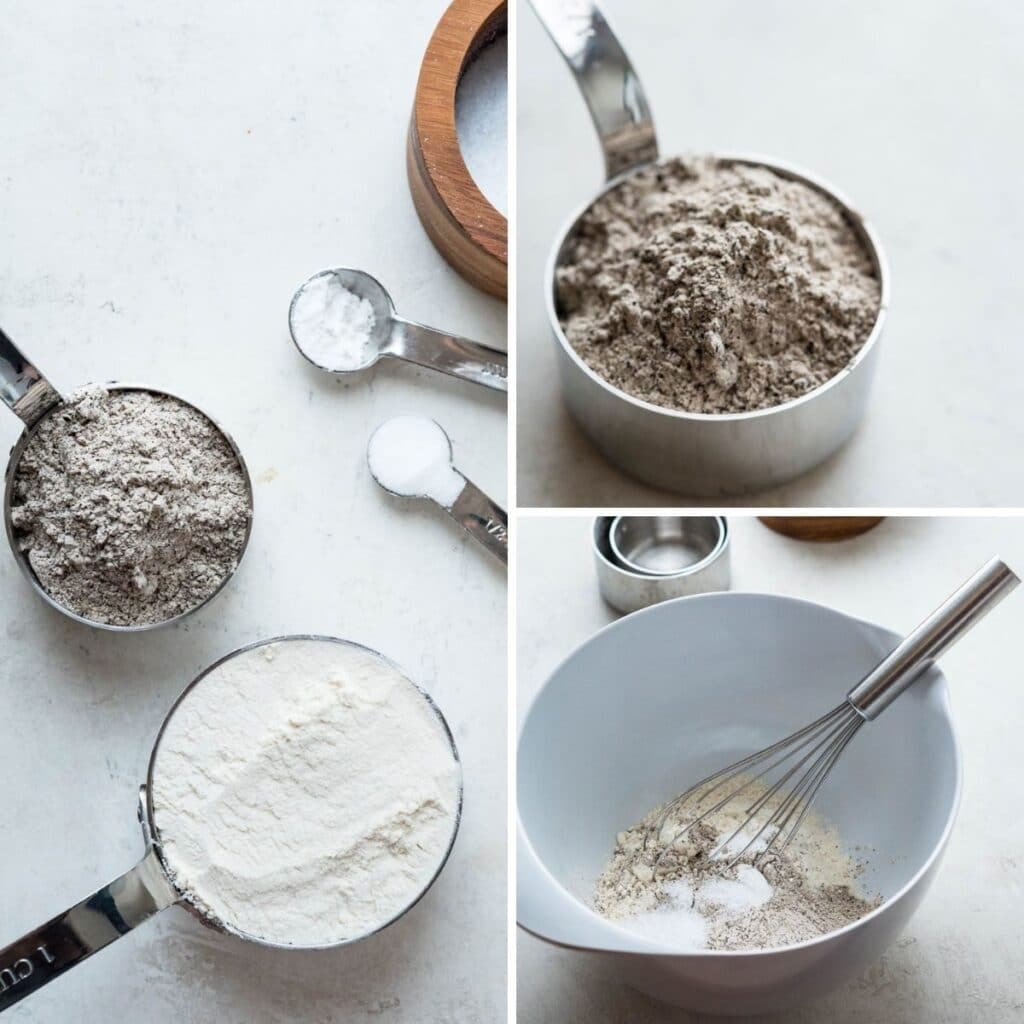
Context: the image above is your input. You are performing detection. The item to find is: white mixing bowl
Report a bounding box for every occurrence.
[517,592,961,1015]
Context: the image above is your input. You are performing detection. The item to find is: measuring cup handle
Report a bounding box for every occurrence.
[0,850,177,1011]
[0,328,62,428]
[388,318,508,393]
[529,0,658,179]
[448,478,508,565]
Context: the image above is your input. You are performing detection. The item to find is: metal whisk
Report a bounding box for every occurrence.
[647,558,1019,873]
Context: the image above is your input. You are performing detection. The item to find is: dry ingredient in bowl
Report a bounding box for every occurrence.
[556,157,882,414]
[151,638,461,946]
[10,386,250,626]
[595,777,878,951]
[291,273,377,370]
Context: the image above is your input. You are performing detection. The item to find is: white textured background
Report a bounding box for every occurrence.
[516,0,1024,507]
[517,515,1024,1022]
[0,2,506,1021]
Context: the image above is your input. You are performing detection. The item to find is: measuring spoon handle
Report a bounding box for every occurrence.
[448,478,508,565]
[0,328,62,428]
[529,0,658,179]
[0,850,176,1011]
[388,318,508,393]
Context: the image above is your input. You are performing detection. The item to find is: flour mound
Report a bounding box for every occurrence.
[556,157,881,414]
[10,386,250,626]
[151,639,461,946]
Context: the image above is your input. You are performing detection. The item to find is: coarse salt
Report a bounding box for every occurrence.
[367,416,465,507]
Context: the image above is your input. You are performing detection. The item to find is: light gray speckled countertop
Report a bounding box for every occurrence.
[0,1,506,1020]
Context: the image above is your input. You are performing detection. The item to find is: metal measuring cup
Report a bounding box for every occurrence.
[0,635,463,1012]
[0,328,254,630]
[289,268,508,392]
[531,0,891,496]
[593,516,730,614]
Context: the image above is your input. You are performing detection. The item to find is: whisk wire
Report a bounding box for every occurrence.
[725,713,863,870]
[648,703,866,874]
[710,706,862,868]
[646,704,850,860]
[776,716,863,856]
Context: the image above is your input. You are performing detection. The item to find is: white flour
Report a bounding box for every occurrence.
[151,638,461,946]
[290,274,377,370]
[367,416,465,507]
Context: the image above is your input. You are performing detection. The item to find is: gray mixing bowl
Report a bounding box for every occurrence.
[517,592,961,1015]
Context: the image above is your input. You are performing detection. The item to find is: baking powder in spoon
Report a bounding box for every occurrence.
[290,273,377,370]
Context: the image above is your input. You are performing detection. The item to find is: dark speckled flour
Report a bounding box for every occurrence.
[556,157,881,414]
[10,386,250,626]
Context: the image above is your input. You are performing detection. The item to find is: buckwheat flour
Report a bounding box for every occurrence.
[595,778,878,951]
[10,385,250,626]
[556,157,881,414]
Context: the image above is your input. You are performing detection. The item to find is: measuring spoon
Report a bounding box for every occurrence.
[0,635,462,1013]
[289,268,507,392]
[0,327,254,630]
[367,415,507,565]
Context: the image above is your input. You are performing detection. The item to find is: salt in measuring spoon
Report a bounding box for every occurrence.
[289,268,508,392]
[367,415,507,565]
[0,635,462,1012]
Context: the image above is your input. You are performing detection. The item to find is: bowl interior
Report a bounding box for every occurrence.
[518,593,958,944]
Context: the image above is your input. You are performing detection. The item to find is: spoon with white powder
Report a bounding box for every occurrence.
[289,268,507,392]
[367,415,507,565]
[0,636,462,1012]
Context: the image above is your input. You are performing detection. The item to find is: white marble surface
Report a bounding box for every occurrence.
[517,515,1024,1022]
[516,0,1024,507]
[0,2,506,1021]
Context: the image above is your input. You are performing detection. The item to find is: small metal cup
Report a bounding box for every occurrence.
[609,515,725,577]
[0,329,253,630]
[0,636,463,1012]
[594,515,730,614]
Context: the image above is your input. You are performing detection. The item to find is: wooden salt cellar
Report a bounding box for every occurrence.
[408,0,507,299]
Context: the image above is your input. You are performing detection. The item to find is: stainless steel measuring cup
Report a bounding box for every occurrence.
[0,635,463,1013]
[0,328,254,630]
[531,0,890,496]
[609,515,726,577]
[593,516,730,614]
[289,268,508,392]
[367,416,508,565]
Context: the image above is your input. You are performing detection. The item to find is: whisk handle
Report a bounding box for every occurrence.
[847,557,1019,720]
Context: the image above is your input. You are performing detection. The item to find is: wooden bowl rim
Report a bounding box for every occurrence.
[412,0,507,265]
